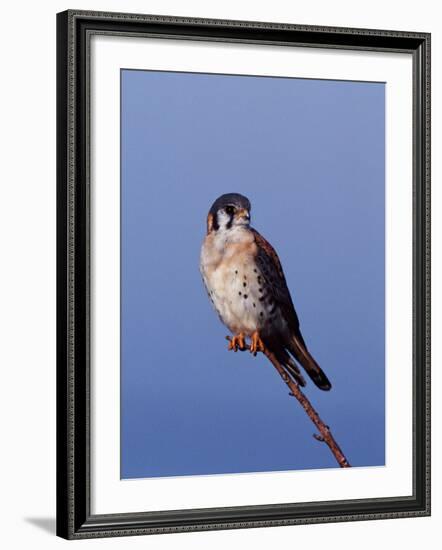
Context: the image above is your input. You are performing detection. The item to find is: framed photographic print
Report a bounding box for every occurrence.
[56,10,431,539]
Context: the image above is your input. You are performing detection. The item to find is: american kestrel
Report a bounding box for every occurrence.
[200,193,331,391]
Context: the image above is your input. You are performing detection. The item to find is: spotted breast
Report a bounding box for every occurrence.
[200,224,284,337]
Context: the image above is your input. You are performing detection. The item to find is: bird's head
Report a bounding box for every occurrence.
[206,193,251,234]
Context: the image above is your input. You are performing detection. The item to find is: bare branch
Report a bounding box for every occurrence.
[227,337,351,468]
[263,346,351,468]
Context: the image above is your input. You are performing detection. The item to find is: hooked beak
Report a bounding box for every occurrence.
[236,208,250,222]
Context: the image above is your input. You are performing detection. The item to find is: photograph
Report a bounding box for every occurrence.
[55,8,430,539]
[1,0,438,548]
[120,69,386,479]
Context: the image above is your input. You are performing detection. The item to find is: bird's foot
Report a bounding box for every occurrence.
[226,333,246,352]
[250,332,266,356]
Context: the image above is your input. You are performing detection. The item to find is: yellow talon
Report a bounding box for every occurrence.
[250,332,265,356]
[227,333,246,352]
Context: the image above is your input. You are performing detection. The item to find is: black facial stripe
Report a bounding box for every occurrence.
[212,212,219,231]
[226,212,234,230]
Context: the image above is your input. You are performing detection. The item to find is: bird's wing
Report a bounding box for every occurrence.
[251,228,304,343]
[251,228,331,391]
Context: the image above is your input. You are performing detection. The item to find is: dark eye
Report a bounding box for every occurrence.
[225,205,235,215]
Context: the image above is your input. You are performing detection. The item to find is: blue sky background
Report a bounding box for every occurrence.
[121,69,385,479]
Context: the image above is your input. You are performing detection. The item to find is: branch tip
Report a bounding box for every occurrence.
[223,338,351,468]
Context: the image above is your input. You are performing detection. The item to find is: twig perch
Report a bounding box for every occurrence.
[227,337,351,468]
[262,346,351,468]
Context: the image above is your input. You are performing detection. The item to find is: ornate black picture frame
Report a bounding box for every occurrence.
[56,9,430,539]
